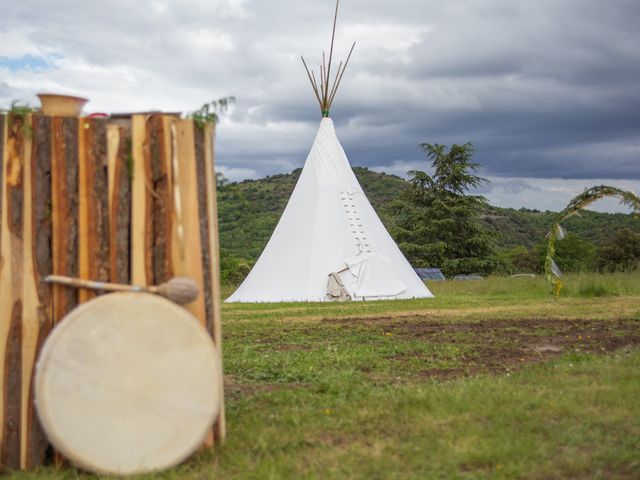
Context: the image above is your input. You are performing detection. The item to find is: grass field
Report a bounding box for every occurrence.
[11,273,640,479]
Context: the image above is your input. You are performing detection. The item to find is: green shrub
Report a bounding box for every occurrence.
[595,228,640,272]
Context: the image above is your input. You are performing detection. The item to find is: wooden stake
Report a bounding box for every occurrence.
[203,124,226,441]
[107,125,131,284]
[51,117,79,324]
[146,115,172,284]
[50,116,80,468]
[0,113,23,469]
[24,115,53,468]
[170,119,210,446]
[170,120,206,325]
[1,114,28,469]
[130,115,150,286]
[78,118,110,304]
[19,114,38,469]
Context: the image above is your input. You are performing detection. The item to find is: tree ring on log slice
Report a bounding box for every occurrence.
[34,292,221,475]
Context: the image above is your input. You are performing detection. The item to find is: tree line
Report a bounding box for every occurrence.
[217,145,639,284]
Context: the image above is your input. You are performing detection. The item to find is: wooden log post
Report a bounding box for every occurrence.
[0,113,25,470]
[0,114,54,470]
[23,115,53,469]
[78,118,110,302]
[49,117,80,468]
[200,124,226,441]
[147,115,173,285]
[107,125,131,285]
[130,115,153,287]
[51,117,79,325]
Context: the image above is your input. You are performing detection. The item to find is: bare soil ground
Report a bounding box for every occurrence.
[327,316,640,380]
[225,317,640,399]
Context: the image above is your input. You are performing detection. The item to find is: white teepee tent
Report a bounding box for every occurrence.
[225,118,433,302]
[225,0,433,303]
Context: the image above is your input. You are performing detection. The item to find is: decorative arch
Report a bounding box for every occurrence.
[545,185,640,298]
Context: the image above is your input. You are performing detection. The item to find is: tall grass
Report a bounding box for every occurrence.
[217,272,640,324]
[429,272,640,300]
[223,272,640,303]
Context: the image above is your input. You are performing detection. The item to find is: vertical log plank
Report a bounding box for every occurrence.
[51,117,79,324]
[78,118,110,303]
[0,113,28,469]
[130,115,152,286]
[2,304,21,469]
[170,120,207,325]
[19,114,48,468]
[170,119,211,446]
[194,127,214,334]
[77,121,88,303]
[146,116,172,284]
[24,115,53,469]
[50,117,79,468]
[0,114,7,464]
[203,124,225,441]
[107,125,131,284]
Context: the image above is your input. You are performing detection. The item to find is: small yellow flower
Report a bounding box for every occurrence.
[323,409,332,415]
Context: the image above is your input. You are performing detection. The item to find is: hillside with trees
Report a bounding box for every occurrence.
[217,167,639,281]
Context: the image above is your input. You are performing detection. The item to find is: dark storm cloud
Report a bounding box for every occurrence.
[1,0,639,185]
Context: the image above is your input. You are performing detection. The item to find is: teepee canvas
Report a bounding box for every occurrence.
[226,0,433,303]
[226,119,433,302]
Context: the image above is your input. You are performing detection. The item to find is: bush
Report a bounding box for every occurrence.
[535,234,596,273]
[220,250,252,285]
[595,228,640,272]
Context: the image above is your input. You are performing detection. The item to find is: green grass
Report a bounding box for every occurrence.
[8,273,640,479]
[221,272,640,324]
[210,352,640,480]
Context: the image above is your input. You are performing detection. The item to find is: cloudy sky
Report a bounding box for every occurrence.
[1,0,638,212]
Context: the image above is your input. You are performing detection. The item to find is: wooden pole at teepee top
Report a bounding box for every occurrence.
[301,0,356,117]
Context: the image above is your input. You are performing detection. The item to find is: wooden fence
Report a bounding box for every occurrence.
[0,113,224,470]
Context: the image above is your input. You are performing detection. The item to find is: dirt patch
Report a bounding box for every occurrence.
[224,374,308,400]
[328,316,640,381]
[272,343,312,352]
